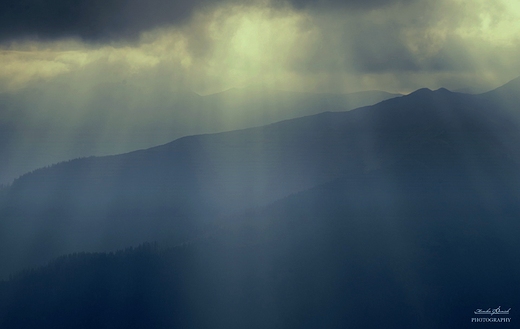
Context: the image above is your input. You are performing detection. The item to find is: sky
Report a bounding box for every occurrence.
[1,0,520,96]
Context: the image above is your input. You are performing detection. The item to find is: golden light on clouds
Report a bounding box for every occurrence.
[452,0,520,45]
[0,0,519,94]
[201,6,313,92]
[0,4,312,94]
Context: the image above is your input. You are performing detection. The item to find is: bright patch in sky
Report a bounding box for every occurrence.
[0,0,519,94]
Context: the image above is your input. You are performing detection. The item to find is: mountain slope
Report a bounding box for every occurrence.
[1,165,519,328]
[1,81,520,279]
[0,87,399,184]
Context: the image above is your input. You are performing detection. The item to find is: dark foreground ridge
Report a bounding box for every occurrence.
[1,163,520,328]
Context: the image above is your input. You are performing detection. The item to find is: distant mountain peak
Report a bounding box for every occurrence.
[406,87,454,99]
[408,87,433,96]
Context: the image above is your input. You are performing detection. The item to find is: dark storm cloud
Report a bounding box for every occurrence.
[0,0,218,42]
[282,0,409,10]
[0,0,420,43]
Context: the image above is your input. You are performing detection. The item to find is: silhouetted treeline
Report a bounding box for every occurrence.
[0,242,183,329]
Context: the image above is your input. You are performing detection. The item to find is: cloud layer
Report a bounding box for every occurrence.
[0,0,222,42]
[0,0,428,44]
[0,0,519,94]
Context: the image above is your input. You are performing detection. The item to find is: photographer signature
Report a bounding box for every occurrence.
[474,306,511,316]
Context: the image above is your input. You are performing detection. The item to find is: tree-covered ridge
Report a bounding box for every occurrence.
[2,165,520,329]
[0,243,185,329]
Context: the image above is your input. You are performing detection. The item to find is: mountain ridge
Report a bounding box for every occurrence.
[2,78,520,327]
[2,161,520,328]
[0,87,400,184]
[1,78,520,279]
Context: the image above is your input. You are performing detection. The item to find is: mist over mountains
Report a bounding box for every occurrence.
[0,86,398,184]
[1,77,520,328]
